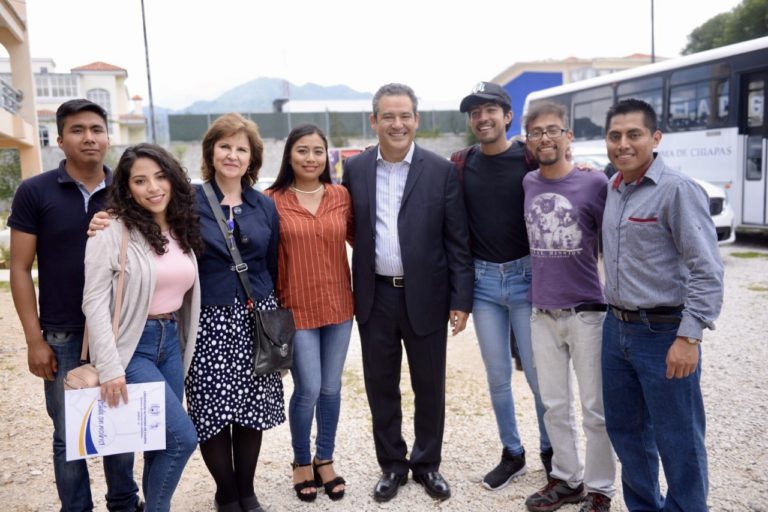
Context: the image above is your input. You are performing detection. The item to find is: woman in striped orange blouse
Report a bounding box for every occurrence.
[265,124,353,503]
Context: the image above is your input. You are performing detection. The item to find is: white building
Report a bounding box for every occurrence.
[0,58,147,147]
[0,1,41,178]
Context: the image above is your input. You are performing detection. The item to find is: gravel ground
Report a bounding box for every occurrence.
[1,242,767,511]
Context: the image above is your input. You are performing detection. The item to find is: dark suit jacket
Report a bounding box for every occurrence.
[342,144,474,336]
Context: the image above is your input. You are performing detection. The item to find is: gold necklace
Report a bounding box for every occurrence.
[290,184,324,194]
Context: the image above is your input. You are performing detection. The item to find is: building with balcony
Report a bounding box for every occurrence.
[0,0,41,179]
[0,58,147,149]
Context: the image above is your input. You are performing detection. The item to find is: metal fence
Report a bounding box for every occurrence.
[168,110,467,142]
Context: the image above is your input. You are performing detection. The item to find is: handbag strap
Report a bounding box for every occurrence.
[80,224,129,363]
[202,182,256,308]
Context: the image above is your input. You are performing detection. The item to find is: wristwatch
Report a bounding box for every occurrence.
[684,337,701,345]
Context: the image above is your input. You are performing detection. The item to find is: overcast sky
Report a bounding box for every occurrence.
[23,0,742,110]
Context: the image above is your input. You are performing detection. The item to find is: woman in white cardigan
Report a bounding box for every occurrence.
[82,143,203,512]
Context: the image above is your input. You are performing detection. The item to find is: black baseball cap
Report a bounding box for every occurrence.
[459,81,512,113]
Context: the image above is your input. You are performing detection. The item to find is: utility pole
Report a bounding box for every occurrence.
[651,0,656,63]
[141,0,157,143]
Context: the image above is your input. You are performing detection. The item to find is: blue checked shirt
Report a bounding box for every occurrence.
[602,155,724,340]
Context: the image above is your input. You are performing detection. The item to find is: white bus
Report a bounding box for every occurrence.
[523,36,768,239]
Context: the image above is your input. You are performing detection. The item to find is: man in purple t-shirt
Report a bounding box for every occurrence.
[521,101,615,512]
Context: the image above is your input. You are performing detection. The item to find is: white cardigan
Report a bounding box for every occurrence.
[82,218,201,384]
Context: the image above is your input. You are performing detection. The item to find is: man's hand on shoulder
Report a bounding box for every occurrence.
[87,210,110,236]
[28,336,57,381]
[449,310,469,336]
[665,337,699,379]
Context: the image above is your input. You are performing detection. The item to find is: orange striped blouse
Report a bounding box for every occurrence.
[266,184,354,330]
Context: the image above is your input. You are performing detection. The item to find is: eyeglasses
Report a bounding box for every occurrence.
[526,127,567,141]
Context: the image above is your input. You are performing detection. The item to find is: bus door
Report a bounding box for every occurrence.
[742,71,768,225]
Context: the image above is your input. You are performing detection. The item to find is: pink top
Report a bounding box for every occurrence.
[149,233,196,314]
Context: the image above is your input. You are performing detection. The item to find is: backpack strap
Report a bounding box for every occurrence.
[517,139,538,171]
[449,144,478,183]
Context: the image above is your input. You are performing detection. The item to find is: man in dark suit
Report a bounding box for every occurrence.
[342,83,474,503]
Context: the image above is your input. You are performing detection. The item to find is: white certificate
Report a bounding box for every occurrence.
[65,382,166,461]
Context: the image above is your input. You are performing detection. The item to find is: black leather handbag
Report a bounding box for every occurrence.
[202,183,295,376]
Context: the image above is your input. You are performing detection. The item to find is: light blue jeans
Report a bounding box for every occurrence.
[289,320,353,464]
[472,257,550,456]
[124,319,198,512]
[44,330,139,512]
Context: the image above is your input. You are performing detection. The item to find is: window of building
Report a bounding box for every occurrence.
[35,74,78,98]
[86,88,113,133]
[39,126,50,147]
[86,88,111,114]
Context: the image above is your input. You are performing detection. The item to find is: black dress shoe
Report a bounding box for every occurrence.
[240,495,265,512]
[214,499,243,512]
[413,471,451,500]
[373,472,408,502]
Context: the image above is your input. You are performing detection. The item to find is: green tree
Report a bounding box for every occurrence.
[0,149,21,202]
[683,0,768,54]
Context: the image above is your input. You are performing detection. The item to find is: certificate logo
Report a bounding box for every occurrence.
[77,399,117,457]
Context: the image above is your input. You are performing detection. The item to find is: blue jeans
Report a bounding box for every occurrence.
[602,312,708,511]
[44,330,139,512]
[289,320,353,464]
[472,257,550,455]
[124,320,198,512]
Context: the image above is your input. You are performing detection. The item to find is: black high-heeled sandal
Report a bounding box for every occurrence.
[291,462,318,502]
[313,459,346,501]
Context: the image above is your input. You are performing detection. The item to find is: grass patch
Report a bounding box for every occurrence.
[731,251,768,259]
[747,284,768,292]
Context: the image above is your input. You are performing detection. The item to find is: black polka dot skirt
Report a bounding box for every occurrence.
[185,293,286,442]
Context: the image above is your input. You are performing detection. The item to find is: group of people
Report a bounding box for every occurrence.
[8,78,723,512]
[9,100,352,512]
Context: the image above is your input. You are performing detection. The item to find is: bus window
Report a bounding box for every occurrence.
[748,80,764,128]
[716,79,729,120]
[746,136,763,181]
[617,77,664,121]
[669,63,730,131]
[669,80,727,130]
[572,86,612,140]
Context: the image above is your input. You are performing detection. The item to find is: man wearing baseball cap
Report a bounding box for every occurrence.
[450,82,552,491]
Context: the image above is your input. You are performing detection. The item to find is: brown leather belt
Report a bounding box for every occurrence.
[147,312,176,321]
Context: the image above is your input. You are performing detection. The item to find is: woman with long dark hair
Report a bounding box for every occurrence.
[82,143,203,512]
[186,113,285,512]
[266,124,353,503]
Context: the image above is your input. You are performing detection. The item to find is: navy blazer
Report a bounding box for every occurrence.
[342,144,474,336]
[195,181,279,306]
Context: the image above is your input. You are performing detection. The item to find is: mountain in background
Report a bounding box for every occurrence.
[144,77,372,143]
[181,77,372,113]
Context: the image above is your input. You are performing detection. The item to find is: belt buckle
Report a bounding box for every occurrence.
[392,276,404,288]
[544,308,570,319]
[231,263,249,273]
[612,307,628,322]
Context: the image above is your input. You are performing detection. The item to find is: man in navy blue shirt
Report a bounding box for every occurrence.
[9,99,141,511]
